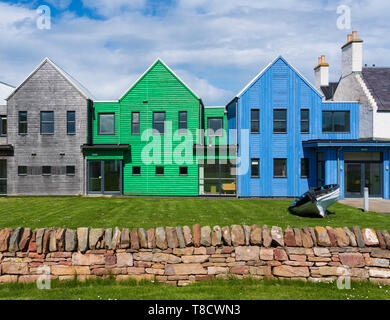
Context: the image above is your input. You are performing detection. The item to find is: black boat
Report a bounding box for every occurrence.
[288,184,340,217]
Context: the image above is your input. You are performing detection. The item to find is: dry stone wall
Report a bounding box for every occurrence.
[1,224,390,286]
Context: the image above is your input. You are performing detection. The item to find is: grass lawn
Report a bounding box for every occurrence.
[0,277,389,300]
[0,196,389,230]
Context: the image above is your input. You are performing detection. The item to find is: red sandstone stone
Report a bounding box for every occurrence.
[193,224,201,247]
[230,266,249,274]
[284,227,296,247]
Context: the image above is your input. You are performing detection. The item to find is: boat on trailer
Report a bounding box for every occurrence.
[288,185,340,218]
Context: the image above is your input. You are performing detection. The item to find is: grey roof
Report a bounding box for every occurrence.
[362,68,390,111]
[320,82,339,100]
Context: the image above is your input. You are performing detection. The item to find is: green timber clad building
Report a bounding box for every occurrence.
[83,59,227,196]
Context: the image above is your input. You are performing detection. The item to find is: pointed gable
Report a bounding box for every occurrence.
[7,58,94,101]
[235,56,324,99]
[0,82,14,105]
[119,59,199,102]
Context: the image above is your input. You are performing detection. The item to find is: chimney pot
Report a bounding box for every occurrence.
[352,31,357,40]
[347,34,352,42]
[321,55,325,63]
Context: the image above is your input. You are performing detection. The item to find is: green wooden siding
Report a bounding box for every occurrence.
[92,102,120,145]
[204,107,228,146]
[119,60,200,196]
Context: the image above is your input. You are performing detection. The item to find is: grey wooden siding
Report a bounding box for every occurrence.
[6,60,89,195]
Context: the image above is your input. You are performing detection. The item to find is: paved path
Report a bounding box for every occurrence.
[339,198,390,214]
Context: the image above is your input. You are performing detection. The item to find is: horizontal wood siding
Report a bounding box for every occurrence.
[235,57,359,197]
[119,60,200,196]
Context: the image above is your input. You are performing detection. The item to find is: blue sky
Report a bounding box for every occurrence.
[0,0,389,104]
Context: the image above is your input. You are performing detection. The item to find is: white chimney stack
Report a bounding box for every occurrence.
[341,30,363,77]
[314,55,329,89]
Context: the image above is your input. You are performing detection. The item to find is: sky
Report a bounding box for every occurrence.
[0,0,389,105]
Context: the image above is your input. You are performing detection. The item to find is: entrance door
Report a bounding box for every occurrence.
[88,160,122,194]
[88,160,102,193]
[0,160,6,195]
[345,162,382,197]
[345,163,362,197]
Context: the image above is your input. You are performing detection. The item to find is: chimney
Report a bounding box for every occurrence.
[314,55,329,90]
[341,30,363,77]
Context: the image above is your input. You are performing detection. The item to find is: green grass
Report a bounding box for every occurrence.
[0,277,389,300]
[0,196,389,230]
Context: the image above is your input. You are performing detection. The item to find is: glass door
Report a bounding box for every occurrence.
[345,163,362,197]
[104,160,121,193]
[88,160,122,194]
[364,163,381,197]
[88,160,102,193]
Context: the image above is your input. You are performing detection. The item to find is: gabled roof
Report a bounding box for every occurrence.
[362,68,390,111]
[0,81,14,105]
[234,55,324,99]
[7,58,95,101]
[119,58,200,101]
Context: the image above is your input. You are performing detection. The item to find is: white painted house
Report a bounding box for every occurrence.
[317,31,390,139]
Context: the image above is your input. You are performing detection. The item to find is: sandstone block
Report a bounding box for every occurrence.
[155,227,168,250]
[104,228,113,250]
[273,265,309,278]
[325,227,337,247]
[334,228,349,247]
[117,252,133,267]
[165,263,207,276]
[339,252,365,268]
[65,229,77,252]
[89,228,104,250]
[182,226,193,246]
[284,227,296,247]
[120,228,130,249]
[147,228,155,249]
[211,226,222,247]
[130,228,139,250]
[243,225,250,246]
[293,228,302,247]
[231,225,245,247]
[249,225,262,246]
[235,246,260,261]
[18,228,32,252]
[352,226,365,248]
[193,224,201,247]
[77,228,89,253]
[271,226,284,247]
[9,227,23,252]
[221,226,231,246]
[343,227,357,247]
[260,248,274,261]
[274,248,288,261]
[181,255,209,263]
[314,227,331,247]
[362,228,379,247]
[176,226,186,248]
[200,226,212,247]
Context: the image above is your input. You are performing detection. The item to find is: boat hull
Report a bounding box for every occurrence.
[289,185,340,218]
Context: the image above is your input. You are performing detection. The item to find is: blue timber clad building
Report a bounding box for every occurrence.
[225,56,379,199]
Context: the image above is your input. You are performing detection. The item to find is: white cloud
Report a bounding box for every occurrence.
[0,0,389,104]
[44,0,72,10]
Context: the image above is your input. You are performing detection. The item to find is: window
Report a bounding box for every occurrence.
[156,167,164,176]
[251,109,260,133]
[0,116,6,136]
[40,111,54,134]
[301,109,309,133]
[0,160,6,194]
[153,112,165,134]
[273,109,287,133]
[132,112,140,135]
[251,159,260,178]
[18,166,27,176]
[132,166,141,176]
[98,113,115,135]
[18,111,27,135]
[67,111,76,134]
[179,167,188,176]
[274,159,287,178]
[207,117,223,137]
[42,166,51,176]
[322,111,350,133]
[66,166,75,176]
[178,111,187,134]
[301,158,309,178]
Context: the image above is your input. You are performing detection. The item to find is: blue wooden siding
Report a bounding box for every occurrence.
[233,56,360,198]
